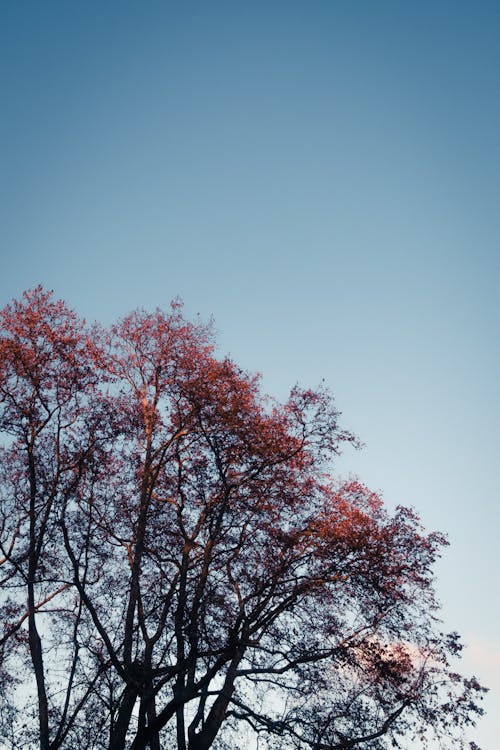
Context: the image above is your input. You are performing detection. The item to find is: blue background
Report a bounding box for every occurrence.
[1,3,499,746]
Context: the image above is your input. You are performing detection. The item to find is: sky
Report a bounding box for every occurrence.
[1,1,499,747]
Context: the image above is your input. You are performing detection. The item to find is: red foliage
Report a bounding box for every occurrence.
[0,289,486,750]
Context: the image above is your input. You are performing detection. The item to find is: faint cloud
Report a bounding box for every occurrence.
[463,635,500,688]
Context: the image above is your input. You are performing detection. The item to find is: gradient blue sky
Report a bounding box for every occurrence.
[1,2,499,747]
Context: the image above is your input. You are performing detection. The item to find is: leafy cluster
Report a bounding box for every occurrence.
[0,288,486,750]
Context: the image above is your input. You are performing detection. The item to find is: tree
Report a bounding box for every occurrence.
[0,288,486,750]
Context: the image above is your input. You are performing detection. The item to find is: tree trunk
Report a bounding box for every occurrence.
[27,449,50,750]
[28,606,50,750]
[109,685,137,750]
[188,651,243,750]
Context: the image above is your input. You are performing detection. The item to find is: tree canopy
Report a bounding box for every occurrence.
[0,288,485,750]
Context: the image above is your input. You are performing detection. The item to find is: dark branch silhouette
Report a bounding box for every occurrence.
[0,288,486,749]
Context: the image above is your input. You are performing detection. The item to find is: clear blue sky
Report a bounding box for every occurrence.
[1,2,499,746]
